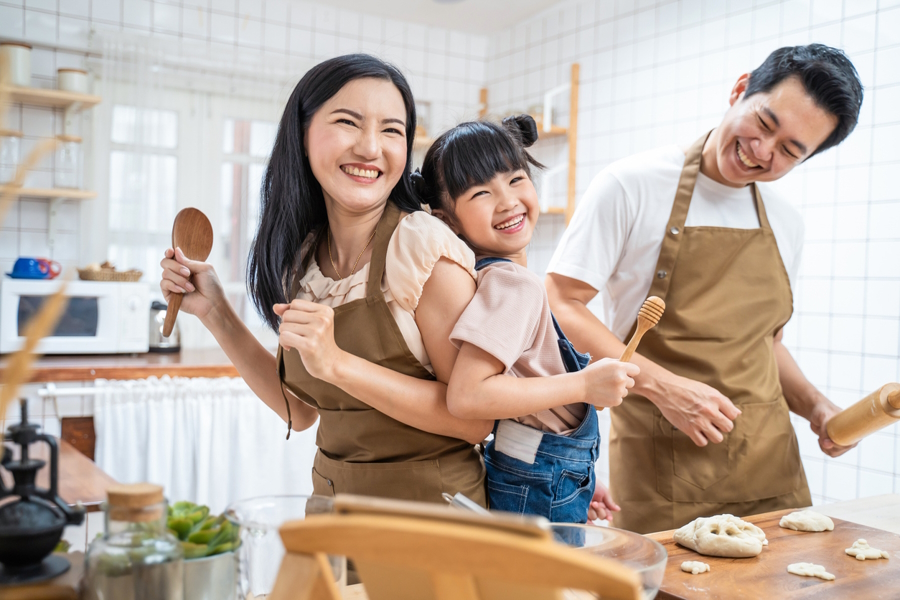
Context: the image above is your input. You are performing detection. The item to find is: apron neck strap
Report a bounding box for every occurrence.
[668,130,710,230]
[366,202,402,298]
[751,183,772,232]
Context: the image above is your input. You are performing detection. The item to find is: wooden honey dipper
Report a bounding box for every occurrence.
[826,383,900,447]
[619,296,666,362]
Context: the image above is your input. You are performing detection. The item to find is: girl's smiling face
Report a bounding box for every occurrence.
[441,169,539,263]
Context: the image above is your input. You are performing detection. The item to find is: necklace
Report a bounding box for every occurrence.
[327,227,377,280]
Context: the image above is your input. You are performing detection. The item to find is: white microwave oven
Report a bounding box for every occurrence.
[0,279,149,354]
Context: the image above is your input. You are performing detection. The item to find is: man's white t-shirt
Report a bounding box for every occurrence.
[547,144,805,342]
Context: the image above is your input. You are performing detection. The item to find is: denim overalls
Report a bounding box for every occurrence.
[475,257,600,523]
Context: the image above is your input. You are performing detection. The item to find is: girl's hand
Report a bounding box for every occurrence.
[274,300,344,382]
[159,247,225,321]
[582,358,640,408]
[587,481,620,522]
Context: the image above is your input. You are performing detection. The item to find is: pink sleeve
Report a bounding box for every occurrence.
[449,266,545,372]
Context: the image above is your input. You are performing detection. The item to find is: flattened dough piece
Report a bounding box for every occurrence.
[787,563,835,581]
[779,510,834,532]
[673,514,768,558]
[846,538,890,561]
[681,561,710,575]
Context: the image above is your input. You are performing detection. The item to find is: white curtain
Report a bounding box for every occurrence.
[94,376,318,514]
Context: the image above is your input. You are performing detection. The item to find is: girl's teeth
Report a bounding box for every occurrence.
[495,215,524,230]
[343,166,379,178]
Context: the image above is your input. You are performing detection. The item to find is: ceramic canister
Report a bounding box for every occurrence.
[57,68,88,93]
[0,43,32,87]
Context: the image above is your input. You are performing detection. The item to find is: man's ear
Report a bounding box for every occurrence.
[431,208,460,235]
[729,73,750,107]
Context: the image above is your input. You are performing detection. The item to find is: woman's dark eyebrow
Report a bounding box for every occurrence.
[330,108,405,127]
[762,107,808,155]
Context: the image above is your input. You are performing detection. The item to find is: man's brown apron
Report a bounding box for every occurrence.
[610,132,811,534]
[276,203,486,506]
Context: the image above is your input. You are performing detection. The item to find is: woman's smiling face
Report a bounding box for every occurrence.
[304,77,409,215]
[445,170,540,260]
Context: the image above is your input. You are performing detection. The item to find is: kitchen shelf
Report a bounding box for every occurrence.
[0,186,96,200]
[477,63,580,224]
[5,85,102,111]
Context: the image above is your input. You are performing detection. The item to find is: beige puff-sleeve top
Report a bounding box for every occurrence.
[293,211,476,373]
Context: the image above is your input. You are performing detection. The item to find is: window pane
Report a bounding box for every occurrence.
[249,121,277,158]
[223,118,235,154]
[247,163,264,243]
[109,151,177,232]
[111,105,178,148]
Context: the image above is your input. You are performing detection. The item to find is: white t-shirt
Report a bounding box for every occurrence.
[547,144,805,342]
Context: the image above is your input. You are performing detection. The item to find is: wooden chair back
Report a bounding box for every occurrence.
[268,494,643,600]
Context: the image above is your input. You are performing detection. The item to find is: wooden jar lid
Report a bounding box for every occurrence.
[57,68,87,74]
[0,130,24,138]
[107,483,164,508]
[0,42,32,49]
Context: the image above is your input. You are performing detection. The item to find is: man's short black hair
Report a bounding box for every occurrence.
[745,44,863,158]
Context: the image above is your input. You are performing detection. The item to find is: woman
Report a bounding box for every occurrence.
[160,55,491,505]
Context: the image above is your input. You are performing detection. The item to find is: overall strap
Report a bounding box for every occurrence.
[366,202,403,299]
[474,256,512,271]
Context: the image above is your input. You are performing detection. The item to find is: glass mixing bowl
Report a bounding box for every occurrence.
[551,524,668,599]
[225,495,341,599]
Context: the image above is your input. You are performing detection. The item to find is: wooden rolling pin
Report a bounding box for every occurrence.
[826,383,900,446]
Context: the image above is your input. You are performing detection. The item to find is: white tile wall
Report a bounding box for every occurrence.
[486,0,900,505]
[0,0,489,277]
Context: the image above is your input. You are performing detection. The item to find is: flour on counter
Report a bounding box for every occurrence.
[673,514,768,558]
[846,539,890,561]
[779,510,834,532]
[787,563,835,580]
[681,561,710,575]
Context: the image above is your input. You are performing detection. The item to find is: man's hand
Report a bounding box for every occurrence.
[654,374,742,446]
[808,399,857,458]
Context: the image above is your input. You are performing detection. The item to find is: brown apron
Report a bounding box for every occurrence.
[276,203,486,506]
[610,132,811,534]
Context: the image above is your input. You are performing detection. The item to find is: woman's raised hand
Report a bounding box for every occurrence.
[582,357,640,409]
[159,247,225,321]
[273,300,344,382]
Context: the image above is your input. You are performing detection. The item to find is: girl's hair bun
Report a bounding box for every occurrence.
[502,114,539,148]
[410,169,428,196]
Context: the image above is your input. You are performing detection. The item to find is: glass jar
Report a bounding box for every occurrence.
[0,130,22,184]
[84,483,184,600]
[54,134,82,189]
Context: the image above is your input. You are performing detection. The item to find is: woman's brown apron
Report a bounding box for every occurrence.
[610,132,811,534]
[276,203,486,506]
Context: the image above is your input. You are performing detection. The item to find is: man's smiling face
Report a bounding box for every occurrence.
[713,74,839,185]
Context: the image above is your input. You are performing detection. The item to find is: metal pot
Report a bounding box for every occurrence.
[149,301,180,352]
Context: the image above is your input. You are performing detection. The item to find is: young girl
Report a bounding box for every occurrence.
[412,115,640,523]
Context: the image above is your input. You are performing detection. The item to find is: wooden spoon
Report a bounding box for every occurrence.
[163,208,213,338]
[619,296,665,362]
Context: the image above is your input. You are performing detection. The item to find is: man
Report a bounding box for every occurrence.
[546,44,864,534]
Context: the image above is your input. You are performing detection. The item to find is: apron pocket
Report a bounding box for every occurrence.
[655,413,730,501]
[314,452,443,503]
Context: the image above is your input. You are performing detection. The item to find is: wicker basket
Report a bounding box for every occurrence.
[77,268,143,282]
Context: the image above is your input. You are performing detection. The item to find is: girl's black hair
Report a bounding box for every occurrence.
[248,54,420,332]
[414,114,544,214]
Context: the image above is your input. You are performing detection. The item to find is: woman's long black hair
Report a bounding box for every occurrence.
[248,54,421,332]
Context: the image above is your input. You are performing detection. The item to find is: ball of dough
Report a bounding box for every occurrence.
[787,563,834,581]
[673,514,768,558]
[681,561,710,575]
[846,539,889,561]
[779,510,834,532]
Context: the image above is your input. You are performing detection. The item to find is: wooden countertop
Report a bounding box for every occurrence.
[2,438,117,512]
[647,495,900,599]
[0,347,240,382]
